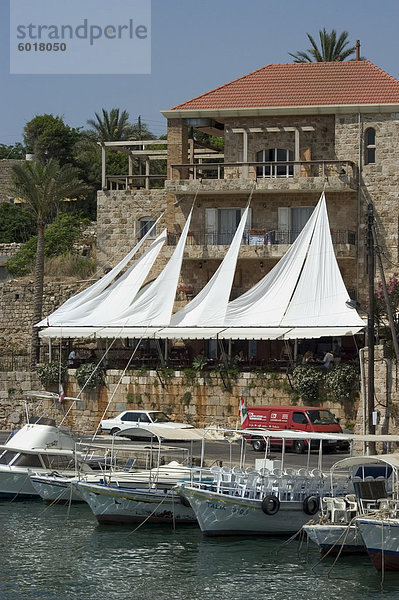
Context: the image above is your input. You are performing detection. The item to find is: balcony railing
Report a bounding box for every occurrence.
[170,160,357,181]
[105,174,166,191]
[168,229,357,247]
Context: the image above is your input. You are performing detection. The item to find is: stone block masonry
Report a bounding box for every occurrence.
[0,368,352,434]
[0,159,24,203]
[0,279,83,353]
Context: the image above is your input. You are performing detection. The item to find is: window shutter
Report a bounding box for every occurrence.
[277,207,290,244]
[205,208,217,244]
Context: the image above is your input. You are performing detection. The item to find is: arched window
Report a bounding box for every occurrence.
[256,148,294,178]
[365,128,376,164]
[138,217,156,239]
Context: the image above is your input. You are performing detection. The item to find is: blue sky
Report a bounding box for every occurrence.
[1,0,399,144]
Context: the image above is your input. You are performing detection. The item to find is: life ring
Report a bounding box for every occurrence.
[303,495,320,516]
[261,494,280,515]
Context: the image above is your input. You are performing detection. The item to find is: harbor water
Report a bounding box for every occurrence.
[1,500,399,600]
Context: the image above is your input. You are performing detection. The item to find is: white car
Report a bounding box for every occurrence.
[100,410,193,438]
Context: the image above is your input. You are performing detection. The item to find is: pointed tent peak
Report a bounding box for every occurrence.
[39,230,168,329]
[170,205,250,327]
[36,212,165,328]
[106,208,194,328]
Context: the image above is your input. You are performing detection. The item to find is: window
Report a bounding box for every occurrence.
[277,206,313,243]
[150,412,171,423]
[307,410,338,425]
[256,148,294,178]
[139,217,156,239]
[205,207,251,245]
[292,412,308,425]
[365,128,376,164]
[122,412,140,422]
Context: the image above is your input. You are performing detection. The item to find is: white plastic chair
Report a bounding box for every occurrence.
[210,466,223,493]
[322,497,347,523]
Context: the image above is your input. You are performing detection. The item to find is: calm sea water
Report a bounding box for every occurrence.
[0,501,399,600]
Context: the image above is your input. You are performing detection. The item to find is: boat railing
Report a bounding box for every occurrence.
[187,465,331,501]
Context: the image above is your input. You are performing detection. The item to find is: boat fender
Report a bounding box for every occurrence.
[261,494,280,515]
[180,494,191,507]
[303,495,320,516]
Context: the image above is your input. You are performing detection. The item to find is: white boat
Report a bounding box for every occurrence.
[176,427,355,536]
[30,459,196,504]
[356,511,399,571]
[74,479,196,524]
[303,496,364,554]
[0,419,80,498]
[303,452,398,555]
[29,425,204,505]
[178,465,329,535]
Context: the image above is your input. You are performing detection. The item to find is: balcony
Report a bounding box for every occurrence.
[167,229,357,260]
[166,160,358,194]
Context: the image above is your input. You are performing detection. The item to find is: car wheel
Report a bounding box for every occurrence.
[294,440,305,454]
[110,427,121,436]
[252,438,266,452]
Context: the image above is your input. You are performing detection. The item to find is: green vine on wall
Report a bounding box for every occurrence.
[75,363,105,390]
[37,362,67,387]
[291,364,359,405]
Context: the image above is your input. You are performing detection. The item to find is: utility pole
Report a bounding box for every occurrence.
[137,115,142,186]
[367,203,376,453]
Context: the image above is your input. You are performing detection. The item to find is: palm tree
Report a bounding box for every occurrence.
[86,108,134,141]
[10,160,89,368]
[289,29,357,62]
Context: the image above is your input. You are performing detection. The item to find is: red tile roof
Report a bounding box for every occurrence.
[171,61,399,111]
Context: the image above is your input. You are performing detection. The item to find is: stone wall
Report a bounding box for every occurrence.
[96,188,168,268]
[0,243,22,258]
[335,111,399,303]
[0,279,83,353]
[0,368,353,433]
[0,159,23,203]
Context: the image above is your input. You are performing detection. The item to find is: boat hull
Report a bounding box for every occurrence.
[30,475,84,503]
[180,486,314,536]
[0,468,47,498]
[303,523,365,554]
[356,518,399,571]
[75,482,197,524]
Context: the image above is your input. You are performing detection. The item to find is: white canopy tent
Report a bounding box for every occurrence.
[39,193,365,341]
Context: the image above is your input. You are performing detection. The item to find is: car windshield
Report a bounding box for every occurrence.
[307,410,338,425]
[150,412,171,423]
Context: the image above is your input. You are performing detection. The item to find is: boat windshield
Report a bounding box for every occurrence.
[0,450,18,465]
[12,453,43,468]
[150,412,171,423]
[41,455,75,469]
[306,410,338,425]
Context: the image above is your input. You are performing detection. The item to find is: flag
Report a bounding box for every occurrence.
[58,383,66,405]
[239,396,248,426]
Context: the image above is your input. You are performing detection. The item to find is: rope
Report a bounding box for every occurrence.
[125,490,174,536]
[90,331,149,440]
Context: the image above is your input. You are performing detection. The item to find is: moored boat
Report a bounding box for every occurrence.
[356,512,399,571]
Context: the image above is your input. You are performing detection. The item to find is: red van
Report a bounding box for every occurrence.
[241,404,343,453]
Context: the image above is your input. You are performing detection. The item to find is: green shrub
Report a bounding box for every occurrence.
[37,361,67,387]
[181,391,192,407]
[292,365,325,403]
[6,212,90,276]
[192,355,208,371]
[0,203,36,243]
[325,363,359,403]
[75,363,105,389]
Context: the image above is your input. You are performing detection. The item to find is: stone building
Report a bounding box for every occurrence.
[96,59,399,359]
